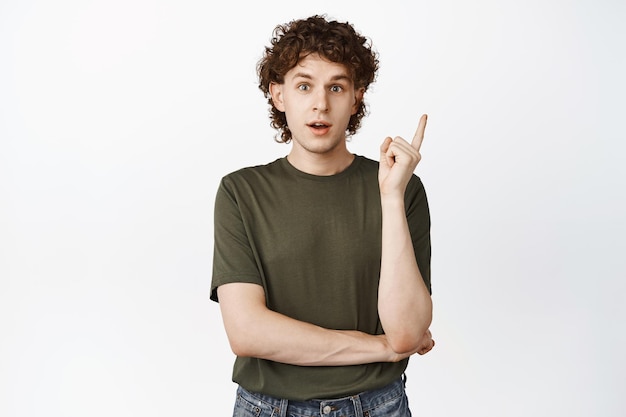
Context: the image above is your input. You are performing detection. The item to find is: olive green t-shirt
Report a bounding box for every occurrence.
[210,155,431,400]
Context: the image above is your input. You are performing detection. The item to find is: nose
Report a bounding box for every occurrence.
[313,89,329,112]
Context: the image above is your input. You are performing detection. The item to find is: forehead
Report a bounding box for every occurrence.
[285,53,352,81]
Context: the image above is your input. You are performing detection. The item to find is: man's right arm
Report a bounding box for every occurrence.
[217,282,417,366]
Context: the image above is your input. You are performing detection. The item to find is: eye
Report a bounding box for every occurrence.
[330,85,343,93]
[298,84,310,91]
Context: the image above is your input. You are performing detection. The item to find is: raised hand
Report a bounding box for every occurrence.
[378,114,427,197]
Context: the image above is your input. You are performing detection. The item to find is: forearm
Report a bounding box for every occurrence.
[378,195,433,354]
[218,283,402,366]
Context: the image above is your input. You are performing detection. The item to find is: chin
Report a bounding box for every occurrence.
[308,141,345,155]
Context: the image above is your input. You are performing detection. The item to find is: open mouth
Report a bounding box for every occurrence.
[308,122,331,131]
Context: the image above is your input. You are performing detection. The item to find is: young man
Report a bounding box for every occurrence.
[211,15,434,416]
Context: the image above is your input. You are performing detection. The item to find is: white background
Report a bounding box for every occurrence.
[1,0,625,416]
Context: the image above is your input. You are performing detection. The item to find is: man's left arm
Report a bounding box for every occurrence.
[377,114,435,355]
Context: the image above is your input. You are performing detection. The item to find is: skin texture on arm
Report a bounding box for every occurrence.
[377,114,434,354]
[217,282,420,366]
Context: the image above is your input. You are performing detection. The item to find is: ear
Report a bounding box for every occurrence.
[352,87,365,114]
[269,82,285,112]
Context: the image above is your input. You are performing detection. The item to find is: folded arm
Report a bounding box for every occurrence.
[217,282,419,366]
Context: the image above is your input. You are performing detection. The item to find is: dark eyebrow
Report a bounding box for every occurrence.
[292,72,313,80]
[291,73,352,82]
[329,75,351,82]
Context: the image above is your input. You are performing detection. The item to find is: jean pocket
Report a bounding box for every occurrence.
[233,393,264,417]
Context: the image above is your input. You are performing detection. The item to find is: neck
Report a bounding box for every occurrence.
[287,148,355,176]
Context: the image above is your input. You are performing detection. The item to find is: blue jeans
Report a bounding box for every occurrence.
[232,377,412,417]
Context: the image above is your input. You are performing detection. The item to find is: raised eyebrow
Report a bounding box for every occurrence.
[329,75,351,83]
[292,72,313,80]
[291,73,352,83]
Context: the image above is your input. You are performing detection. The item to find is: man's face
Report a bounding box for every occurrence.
[270,54,363,157]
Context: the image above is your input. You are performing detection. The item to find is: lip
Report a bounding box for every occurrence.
[307,120,332,136]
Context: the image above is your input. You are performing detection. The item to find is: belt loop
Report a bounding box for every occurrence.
[350,394,363,416]
[278,398,288,417]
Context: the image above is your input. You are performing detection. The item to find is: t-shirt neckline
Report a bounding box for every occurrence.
[279,154,362,182]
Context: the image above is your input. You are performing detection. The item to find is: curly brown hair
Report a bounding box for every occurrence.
[257,15,379,143]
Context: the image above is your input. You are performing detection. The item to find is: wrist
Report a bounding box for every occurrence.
[380,194,405,211]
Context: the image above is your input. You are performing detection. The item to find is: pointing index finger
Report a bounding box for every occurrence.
[411,114,428,151]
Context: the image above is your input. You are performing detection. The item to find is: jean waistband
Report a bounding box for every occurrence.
[236,377,406,415]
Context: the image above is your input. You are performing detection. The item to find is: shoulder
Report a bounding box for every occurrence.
[219,158,286,189]
[351,155,380,182]
[405,174,429,219]
[222,157,285,180]
[408,174,425,193]
[354,154,378,171]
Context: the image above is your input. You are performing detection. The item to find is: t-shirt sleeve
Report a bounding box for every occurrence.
[405,175,432,294]
[210,177,263,302]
